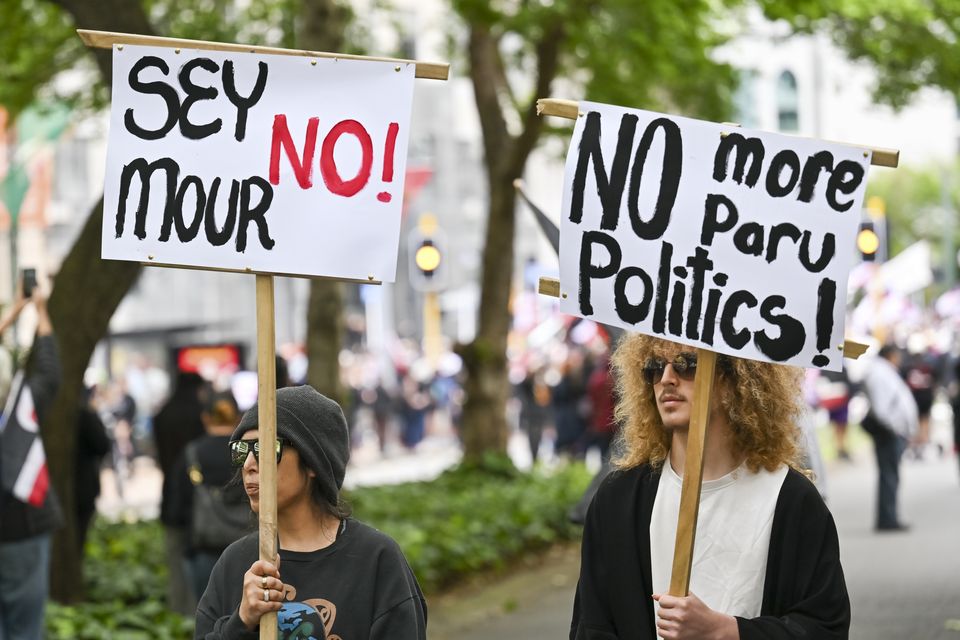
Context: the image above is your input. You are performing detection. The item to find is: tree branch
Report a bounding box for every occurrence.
[509,19,565,178]
[468,24,510,176]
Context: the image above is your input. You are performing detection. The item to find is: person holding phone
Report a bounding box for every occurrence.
[195,385,426,640]
[0,276,62,640]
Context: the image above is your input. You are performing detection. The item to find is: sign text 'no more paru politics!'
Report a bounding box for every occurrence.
[559,101,875,371]
[102,43,416,282]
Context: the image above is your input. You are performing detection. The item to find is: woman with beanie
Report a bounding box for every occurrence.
[195,385,427,639]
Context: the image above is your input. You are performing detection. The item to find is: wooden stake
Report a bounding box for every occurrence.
[77,29,449,81]
[255,274,278,640]
[536,276,869,359]
[536,98,901,168]
[668,349,716,596]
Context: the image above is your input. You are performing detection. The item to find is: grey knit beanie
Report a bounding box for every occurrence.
[233,385,350,506]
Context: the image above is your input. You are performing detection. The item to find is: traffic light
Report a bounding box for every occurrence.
[408,214,445,291]
[857,221,880,261]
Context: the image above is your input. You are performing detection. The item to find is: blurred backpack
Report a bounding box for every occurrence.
[185,442,253,551]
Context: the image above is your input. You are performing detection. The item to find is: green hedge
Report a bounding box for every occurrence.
[46,461,591,639]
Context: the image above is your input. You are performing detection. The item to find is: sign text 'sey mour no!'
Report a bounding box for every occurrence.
[102,44,416,281]
[559,101,872,370]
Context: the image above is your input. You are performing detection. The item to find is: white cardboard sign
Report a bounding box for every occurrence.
[559,101,872,370]
[102,44,416,281]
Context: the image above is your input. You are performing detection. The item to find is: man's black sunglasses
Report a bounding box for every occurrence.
[642,353,698,385]
[229,438,289,467]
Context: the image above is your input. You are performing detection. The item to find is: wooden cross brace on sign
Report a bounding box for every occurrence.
[82,30,448,640]
[537,97,894,601]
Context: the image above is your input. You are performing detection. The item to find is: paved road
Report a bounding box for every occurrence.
[435,446,960,640]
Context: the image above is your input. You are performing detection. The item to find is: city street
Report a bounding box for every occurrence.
[432,442,960,639]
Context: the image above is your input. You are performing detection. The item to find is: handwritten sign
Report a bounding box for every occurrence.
[102,44,416,281]
[559,101,872,370]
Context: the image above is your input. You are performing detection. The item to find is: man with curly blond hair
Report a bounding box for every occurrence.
[571,335,849,640]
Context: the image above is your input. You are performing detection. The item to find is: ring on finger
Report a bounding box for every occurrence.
[261,576,267,589]
[263,589,269,602]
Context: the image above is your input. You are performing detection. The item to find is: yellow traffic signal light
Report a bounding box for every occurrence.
[857,224,880,261]
[415,242,441,273]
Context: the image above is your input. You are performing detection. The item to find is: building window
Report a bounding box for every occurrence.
[777,70,799,132]
[733,70,759,129]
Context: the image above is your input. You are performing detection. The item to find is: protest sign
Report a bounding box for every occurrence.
[102,43,416,282]
[559,101,873,371]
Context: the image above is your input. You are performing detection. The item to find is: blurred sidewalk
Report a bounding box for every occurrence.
[95,427,555,520]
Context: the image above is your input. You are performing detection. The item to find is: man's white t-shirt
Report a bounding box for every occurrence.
[650,461,788,634]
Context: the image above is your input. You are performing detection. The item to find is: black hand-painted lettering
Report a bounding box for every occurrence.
[701,194,738,246]
[570,111,637,227]
[236,176,276,252]
[712,133,764,187]
[813,278,837,367]
[177,58,223,140]
[627,118,682,240]
[652,241,674,334]
[733,222,764,257]
[172,175,206,242]
[799,231,835,272]
[124,56,179,140]
[685,247,714,340]
[720,290,757,349]
[765,223,801,264]
[223,60,268,142]
[796,151,833,203]
[826,161,865,212]
[116,157,180,239]
[578,231,622,316]
[205,178,238,246]
[614,267,653,324]
[754,295,805,361]
[765,150,801,197]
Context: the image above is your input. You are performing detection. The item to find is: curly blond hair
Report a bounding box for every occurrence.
[611,334,804,473]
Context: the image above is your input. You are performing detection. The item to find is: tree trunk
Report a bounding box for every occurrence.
[460,177,517,461]
[299,0,350,407]
[42,0,154,603]
[306,280,345,405]
[46,201,143,602]
[458,21,563,464]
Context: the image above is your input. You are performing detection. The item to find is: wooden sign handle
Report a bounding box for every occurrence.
[668,348,717,596]
[255,274,279,640]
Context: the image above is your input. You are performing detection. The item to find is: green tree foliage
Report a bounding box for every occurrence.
[759,0,960,108]
[453,0,742,461]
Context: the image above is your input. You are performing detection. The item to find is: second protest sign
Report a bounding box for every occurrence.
[559,101,872,371]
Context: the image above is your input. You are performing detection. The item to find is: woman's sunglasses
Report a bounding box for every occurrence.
[642,353,698,385]
[229,438,288,467]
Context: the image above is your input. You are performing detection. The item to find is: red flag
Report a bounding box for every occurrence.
[1,374,50,507]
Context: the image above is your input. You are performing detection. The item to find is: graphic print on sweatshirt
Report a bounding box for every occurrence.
[276,582,341,640]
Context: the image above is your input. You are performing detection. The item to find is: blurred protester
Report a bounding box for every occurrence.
[584,354,617,461]
[901,344,936,457]
[154,371,208,615]
[861,344,918,532]
[951,356,960,480]
[517,364,552,463]
[572,336,849,638]
[360,381,394,454]
[551,349,588,458]
[170,392,252,603]
[0,288,61,640]
[399,375,431,450]
[195,386,426,639]
[818,368,853,460]
[275,355,292,389]
[75,385,110,553]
